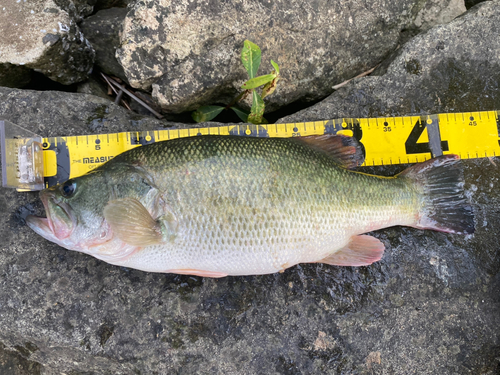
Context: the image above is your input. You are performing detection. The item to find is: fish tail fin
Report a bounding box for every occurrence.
[398,154,474,234]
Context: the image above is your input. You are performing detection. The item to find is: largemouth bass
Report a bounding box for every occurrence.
[27,135,474,277]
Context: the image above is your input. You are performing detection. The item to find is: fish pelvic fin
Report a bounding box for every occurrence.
[295,134,365,169]
[399,154,475,234]
[166,269,228,278]
[317,235,385,267]
[103,197,166,246]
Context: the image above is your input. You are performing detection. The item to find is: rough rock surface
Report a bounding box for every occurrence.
[116,0,465,114]
[0,343,42,375]
[53,0,95,21]
[0,88,167,137]
[0,0,95,86]
[80,8,128,82]
[413,0,466,31]
[76,75,112,100]
[279,1,500,123]
[0,2,499,375]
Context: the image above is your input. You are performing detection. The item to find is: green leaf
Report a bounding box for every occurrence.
[261,76,280,99]
[241,40,261,79]
[271,60,280,75]
[230,107,250,122]
[248,90,265,124]
[191,105,224,123]
[241,74,276,90]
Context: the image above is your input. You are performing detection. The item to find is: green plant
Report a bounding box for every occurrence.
[192,40,280,124]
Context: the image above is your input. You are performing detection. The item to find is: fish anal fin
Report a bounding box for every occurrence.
[103,197,163,246]
[319,235,384,267]
[167,269,228,278]
[296,134,365,169]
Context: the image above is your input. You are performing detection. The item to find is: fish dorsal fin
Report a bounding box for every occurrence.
[296,135,365,169]
[318,235,384,266]
[103,197,171,246]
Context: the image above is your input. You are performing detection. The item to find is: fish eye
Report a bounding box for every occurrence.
[60,180,77,198]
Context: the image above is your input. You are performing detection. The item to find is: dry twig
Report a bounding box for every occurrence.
[101,73,164,119]
[332,65,379,90]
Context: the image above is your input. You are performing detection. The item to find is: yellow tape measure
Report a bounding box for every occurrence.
[1,110,499,191]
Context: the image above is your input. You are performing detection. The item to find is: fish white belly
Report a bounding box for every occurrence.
[118,231,351,275]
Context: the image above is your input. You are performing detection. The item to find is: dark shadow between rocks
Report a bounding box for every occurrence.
[23,71,79,93]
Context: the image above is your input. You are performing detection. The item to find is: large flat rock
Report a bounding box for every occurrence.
[116,0,465,113]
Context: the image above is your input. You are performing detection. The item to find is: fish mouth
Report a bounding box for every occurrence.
[26,191,76,242]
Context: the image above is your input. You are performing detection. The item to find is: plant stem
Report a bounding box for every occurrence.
[224,90,251,110]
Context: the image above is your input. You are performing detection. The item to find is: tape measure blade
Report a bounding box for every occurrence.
[27,110,500,191]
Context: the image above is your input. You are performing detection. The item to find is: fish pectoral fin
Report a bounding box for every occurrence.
[103,197,163,246]
[319,235,385,266]
[167,269,228,278]
[295,134,365,169]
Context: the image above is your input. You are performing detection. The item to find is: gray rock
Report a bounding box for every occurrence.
[278,1,500,123]
[0,0,95,86]
[412,0,466,31]
[0,88,167,137]
[54,0,95,21]
[76,75,113,100]
[0,343,42,375]
[80,8,128,82]
[116,0,465,114]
